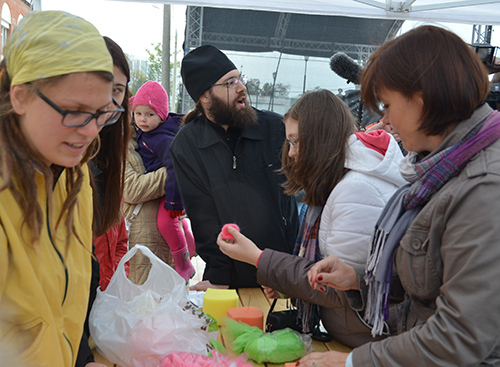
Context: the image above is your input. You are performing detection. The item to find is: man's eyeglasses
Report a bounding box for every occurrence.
[29,84,125,128]
[213,75,248,89]
[287,137,299,149]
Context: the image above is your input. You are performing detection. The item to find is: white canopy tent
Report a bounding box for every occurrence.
[112,0,500,25]
[107,0,500,116]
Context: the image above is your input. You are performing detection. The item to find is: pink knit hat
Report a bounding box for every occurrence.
[132,81,169,121]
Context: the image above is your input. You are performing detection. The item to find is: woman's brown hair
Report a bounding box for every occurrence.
[362,25,490,136]
[0,59,112,246]
[90,37,131,237]
[281,89,356,207]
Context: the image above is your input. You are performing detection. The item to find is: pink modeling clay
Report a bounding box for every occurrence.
[221,223,240,240]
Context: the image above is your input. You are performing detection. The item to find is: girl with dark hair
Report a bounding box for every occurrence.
[78,36,132,367]
[217,89,405,348]
[90,36,131,292]
[92,36,131,238]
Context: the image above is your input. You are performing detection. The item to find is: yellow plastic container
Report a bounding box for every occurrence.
[203,288,239,326]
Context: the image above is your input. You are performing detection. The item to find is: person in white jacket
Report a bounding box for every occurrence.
[319,131,406,267]
[217,89,406,347]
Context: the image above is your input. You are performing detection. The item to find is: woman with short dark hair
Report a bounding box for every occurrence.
[300,25,500,367]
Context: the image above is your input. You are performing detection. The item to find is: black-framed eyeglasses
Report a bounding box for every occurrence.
[29,84,125,128]
[212,75,248,89]
[287,137,299,149]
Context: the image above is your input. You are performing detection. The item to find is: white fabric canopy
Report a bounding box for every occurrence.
[111,0,500,25]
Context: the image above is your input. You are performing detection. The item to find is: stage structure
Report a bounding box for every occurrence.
[180,6,403,120]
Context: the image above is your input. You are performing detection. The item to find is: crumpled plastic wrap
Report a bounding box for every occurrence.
[225,318,312,364]
[89,245,218,367]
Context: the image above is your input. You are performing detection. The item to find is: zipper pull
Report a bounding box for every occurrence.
[233,156,237,169]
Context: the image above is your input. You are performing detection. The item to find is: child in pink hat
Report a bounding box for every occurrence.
[132,81,195,281]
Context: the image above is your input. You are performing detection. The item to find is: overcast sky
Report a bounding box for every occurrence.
[39,1,500,60]
[37,1,499,102]
[40,0,185,58]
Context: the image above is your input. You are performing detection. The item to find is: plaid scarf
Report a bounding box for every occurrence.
[365,110,500,336]
[293,206,323,333]
[294,206,322,261]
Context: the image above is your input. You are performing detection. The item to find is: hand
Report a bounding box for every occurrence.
[263,285,288,299]
[307,255,359,292]
[188,280,229,291]
[85,363,108,367]
[384,124,401,142]
[366,120,401,142]
[365,120,385,132]
[298,350,349,367]
[216,226,263,266]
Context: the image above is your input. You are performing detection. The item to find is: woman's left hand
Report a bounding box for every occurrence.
[298,351,349,367]
[307,255,359,292]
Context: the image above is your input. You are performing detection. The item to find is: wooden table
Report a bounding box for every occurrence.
[92,287,352,367]
[223,287,352,367]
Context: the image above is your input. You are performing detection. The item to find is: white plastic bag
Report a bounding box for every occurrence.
[89,245,217,367]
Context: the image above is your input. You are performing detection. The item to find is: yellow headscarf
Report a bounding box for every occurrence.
[4,10,113,86]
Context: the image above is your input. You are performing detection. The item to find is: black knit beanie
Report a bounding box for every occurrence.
[181,45,237,102]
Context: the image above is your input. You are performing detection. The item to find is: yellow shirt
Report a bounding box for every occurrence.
[0,165,93,367]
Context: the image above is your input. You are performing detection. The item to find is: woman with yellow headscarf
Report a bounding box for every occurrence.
[0,10,122,367]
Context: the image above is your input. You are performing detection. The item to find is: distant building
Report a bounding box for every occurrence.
[128,55,149,76]
[1,0,31,58]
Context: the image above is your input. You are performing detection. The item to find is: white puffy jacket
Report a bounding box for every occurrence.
[318,133,406,266]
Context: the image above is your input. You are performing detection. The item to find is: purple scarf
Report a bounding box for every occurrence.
[365,110,500,336]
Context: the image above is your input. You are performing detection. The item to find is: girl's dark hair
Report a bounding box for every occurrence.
[361,25,490,136]
[91,37,131,236]
[104,36,131,85]
[281,89,356,207]
[0,58,113,246]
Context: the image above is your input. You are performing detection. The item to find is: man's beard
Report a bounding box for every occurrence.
[207,91,258,129]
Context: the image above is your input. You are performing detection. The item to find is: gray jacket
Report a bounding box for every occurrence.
[350,104,500,366]
[257,249,387,348]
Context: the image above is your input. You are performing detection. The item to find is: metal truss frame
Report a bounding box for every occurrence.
[472,24,493,45]
[180,6,404,110]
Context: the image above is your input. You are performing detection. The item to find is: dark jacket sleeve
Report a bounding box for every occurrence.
[170,134,233,286]
[154,128,184,213]
[75,330,95,367]
[76,258,98,366]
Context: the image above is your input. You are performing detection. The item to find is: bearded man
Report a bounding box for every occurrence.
[171,45,299,290]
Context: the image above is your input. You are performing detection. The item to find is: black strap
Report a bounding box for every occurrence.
[269,298,332,342]
[269,298,278,312]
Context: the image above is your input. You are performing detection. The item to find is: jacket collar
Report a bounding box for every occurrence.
[196,113,263,149]
[425,103,494,159]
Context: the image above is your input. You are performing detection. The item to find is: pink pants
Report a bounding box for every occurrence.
[157,197,195,253]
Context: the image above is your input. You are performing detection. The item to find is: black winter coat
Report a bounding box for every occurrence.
[170,109,299,287]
